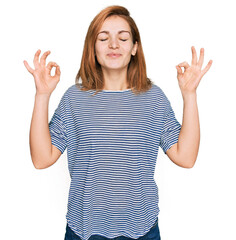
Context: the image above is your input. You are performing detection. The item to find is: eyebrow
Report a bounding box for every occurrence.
[97,30,131,35]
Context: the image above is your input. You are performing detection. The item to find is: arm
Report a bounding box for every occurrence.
[166,46,213,168]
[166,93,199,168]
[24,49,62,169]
[30,93,61,169]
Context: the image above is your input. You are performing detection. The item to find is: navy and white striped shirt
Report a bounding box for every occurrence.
[49,82,181,240]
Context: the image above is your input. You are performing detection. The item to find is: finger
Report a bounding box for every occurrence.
[54,65,61,77]
[177,61,190,71]
[46,61,58,75]
[191,46,197,65]
[176,65,183,75]
[198,48,204,68]
[23,60,34,74]
[33,49,41,68]
[40,50,51,66]
[201,60,213,76]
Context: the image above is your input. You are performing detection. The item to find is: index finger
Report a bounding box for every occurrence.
[33,49,41,68]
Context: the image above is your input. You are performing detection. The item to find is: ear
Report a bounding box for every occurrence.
[131,41,138,56]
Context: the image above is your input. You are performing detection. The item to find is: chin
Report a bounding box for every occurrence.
[103,65,127,71]
[102,62,130,71]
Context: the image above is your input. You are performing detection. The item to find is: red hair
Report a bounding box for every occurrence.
[75,5,153,96]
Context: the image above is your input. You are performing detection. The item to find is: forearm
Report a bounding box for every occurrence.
[177,93,200,168]
[30,93,53,168]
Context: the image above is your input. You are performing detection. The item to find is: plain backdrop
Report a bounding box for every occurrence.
[1,0,235,239]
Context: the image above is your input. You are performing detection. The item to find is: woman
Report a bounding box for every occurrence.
[23,5,212,240]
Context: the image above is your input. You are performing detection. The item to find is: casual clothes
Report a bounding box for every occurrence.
[64,216,160,240]
[49,83,181,240]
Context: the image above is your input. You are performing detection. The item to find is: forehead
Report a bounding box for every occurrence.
[99,15,131,32]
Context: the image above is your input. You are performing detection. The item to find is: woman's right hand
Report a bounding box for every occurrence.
[23,49,61,96]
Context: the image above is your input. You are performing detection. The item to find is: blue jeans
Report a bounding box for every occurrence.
[64,218,161,240]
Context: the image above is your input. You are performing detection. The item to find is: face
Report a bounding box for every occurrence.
[95,15,138,72]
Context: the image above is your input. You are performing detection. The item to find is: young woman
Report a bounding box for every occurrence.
[23,5,212,240]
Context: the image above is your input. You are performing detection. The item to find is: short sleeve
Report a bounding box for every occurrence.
[159,99,182,154]
[49,97,67,154]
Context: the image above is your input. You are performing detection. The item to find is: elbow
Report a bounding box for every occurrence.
[184,157,197,169]
[177,150,197,169]
[30,148,54,170]
[178,162,194,169]
[33,162,50,170]
[32,158,44,170]
[185,163,195,169]
[34,163,45,170]
[31,156,50,170]
[30,152,41,169]
[174,154,196,169]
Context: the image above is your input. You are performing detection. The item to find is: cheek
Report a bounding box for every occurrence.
[94,43,99,56]
[123,44,135,55]
[95,45,105,65]
[95,43,105,56]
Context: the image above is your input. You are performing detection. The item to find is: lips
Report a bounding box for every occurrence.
[107,53,122,58]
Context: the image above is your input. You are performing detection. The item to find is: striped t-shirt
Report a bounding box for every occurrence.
[49,82,181,240]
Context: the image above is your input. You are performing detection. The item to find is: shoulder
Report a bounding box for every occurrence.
[64,84,79,95]
[150,82,169,103]
[60,84,82,100]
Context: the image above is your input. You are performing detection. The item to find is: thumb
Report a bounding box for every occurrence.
[46,62,58,76]
[54,65,61,77]
[176,65,182,76]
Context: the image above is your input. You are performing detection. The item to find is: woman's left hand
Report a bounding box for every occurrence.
[176,46,213,97]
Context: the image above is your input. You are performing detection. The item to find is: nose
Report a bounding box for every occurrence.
[109,37,119,49]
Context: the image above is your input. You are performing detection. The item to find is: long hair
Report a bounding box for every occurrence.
[75,5,153,96]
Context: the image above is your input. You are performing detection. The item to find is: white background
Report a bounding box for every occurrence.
[1,0,235,239]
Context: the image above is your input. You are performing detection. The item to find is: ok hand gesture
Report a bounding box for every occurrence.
[176,46,213,97]
[23,50,61,96]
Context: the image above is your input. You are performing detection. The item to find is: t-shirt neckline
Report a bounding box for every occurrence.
[101,88,131,92]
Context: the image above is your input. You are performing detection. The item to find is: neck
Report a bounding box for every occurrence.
[102,68,129,91]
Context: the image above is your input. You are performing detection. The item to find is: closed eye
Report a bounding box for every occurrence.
[99,39,128,42]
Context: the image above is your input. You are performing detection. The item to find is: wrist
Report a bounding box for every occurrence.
[35,92,51,101]
[182,91,197,101]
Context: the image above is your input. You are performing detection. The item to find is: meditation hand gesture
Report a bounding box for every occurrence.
[23,50,61,96]
[176,46,213,97]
